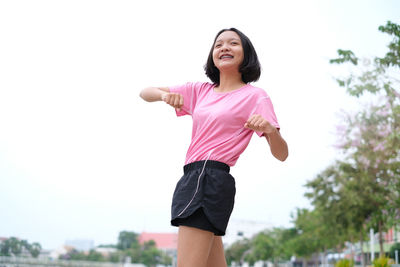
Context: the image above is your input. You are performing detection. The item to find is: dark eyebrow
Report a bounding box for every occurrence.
[215,38,241,43]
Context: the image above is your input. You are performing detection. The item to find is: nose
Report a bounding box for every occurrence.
[220,43,230,52]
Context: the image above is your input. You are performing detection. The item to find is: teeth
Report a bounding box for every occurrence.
[221,55,233,59]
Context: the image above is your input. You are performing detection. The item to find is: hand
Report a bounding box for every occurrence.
[161,92,184,111]
[244,114,276,135]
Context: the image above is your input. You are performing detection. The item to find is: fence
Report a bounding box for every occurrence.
[0,256,127,267]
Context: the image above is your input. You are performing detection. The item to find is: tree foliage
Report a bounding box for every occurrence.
[223,20,400,266]
[225,238,252,266]
[306,19,400,257]
[389,242,400,259]
[117,231,139,250]
[288,209,331,259]
[225,227,298,265]
[0,237,42,258]
[59,231,171,266]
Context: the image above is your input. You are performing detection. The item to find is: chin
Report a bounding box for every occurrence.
[216,63,239,72]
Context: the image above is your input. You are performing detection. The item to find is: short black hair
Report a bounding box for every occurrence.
[204,28,261,85]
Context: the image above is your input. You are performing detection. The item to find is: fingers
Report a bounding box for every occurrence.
[245,114,263,128]
[245,114,274,133]
[174,94,181,107]
[163,93,184,110]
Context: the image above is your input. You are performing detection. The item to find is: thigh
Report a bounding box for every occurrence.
[206,236,227,267]
[177,226,215,267]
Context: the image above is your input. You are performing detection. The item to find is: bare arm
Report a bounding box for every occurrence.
[139,87,170,102]
[140,87,184,110]
[265,128,288,161]
[245,114,289,161]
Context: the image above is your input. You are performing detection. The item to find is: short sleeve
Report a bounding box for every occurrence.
[253,96,280,137]
[169,82,198,116]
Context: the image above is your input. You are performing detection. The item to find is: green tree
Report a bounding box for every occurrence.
[287,208,342,267]
[28,242,42,258]
[109,251,123,263]
[57,231,169,265]
[159,251,173,266]
[272,227,298,262]
[0,238,42,258]
[86,250,105,262]
[0,238,11,256]
[97,244,117,248]
[248,231,274,265]
[65,249,87,260]
[137,240,161,267]
[305,162,374,266]
[117,231,139,250]
[64,249,105,262]
[225,238,252,266]
[330,20,400,256]
[8,237,23,256]
[243,227,299,266]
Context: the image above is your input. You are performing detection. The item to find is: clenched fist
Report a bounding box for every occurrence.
[162,92,184,111]
[244,114,276,135]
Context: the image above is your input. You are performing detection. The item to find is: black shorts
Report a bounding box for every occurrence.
[171,160,236,236]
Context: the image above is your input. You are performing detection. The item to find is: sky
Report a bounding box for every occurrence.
[0,0,399,250]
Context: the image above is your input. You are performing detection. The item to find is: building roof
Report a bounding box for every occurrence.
[138,232,178,250]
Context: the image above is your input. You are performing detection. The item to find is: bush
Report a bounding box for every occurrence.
[372,257,394,267]
[335,259,354,267]
[389,242,400,259]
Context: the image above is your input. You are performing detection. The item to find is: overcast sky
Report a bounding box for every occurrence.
[0,0,399,250]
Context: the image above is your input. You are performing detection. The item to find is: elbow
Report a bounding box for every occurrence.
[278,141,289,162]
[279,152,289,162]
[274,148,288,162]
[274,152,288,162]
[139,88,149,101]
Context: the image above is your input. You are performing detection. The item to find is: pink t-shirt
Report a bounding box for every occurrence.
[169,82,280,166]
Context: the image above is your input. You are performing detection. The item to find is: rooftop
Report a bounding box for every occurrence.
[138,232,178,250]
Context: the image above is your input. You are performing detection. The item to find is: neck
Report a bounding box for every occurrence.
[216,71,245,92]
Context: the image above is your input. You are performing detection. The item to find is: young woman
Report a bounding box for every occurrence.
[140,28,288,267]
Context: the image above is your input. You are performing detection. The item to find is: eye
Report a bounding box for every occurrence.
[215,44,222,48]
[231,42,239,45]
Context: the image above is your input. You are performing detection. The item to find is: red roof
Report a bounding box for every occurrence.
[138,232,178,250]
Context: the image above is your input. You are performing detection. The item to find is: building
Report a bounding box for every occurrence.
[385,226,400,244]
[138,232,178,252]
[49,245,75,259]
[64,239,94,251]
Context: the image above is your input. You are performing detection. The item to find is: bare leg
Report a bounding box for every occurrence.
[177,226,215,267]
[206,236,227,267]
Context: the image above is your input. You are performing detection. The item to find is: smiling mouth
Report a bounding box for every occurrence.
[220,55,233,59]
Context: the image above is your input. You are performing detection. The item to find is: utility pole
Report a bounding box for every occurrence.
[370,228,374,263]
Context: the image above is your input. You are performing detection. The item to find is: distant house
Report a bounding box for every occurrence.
[385,226,399,244]
[50,245,75,259]
[138,232,178,256]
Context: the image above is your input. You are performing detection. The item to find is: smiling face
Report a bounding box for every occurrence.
[212,30,244,72]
